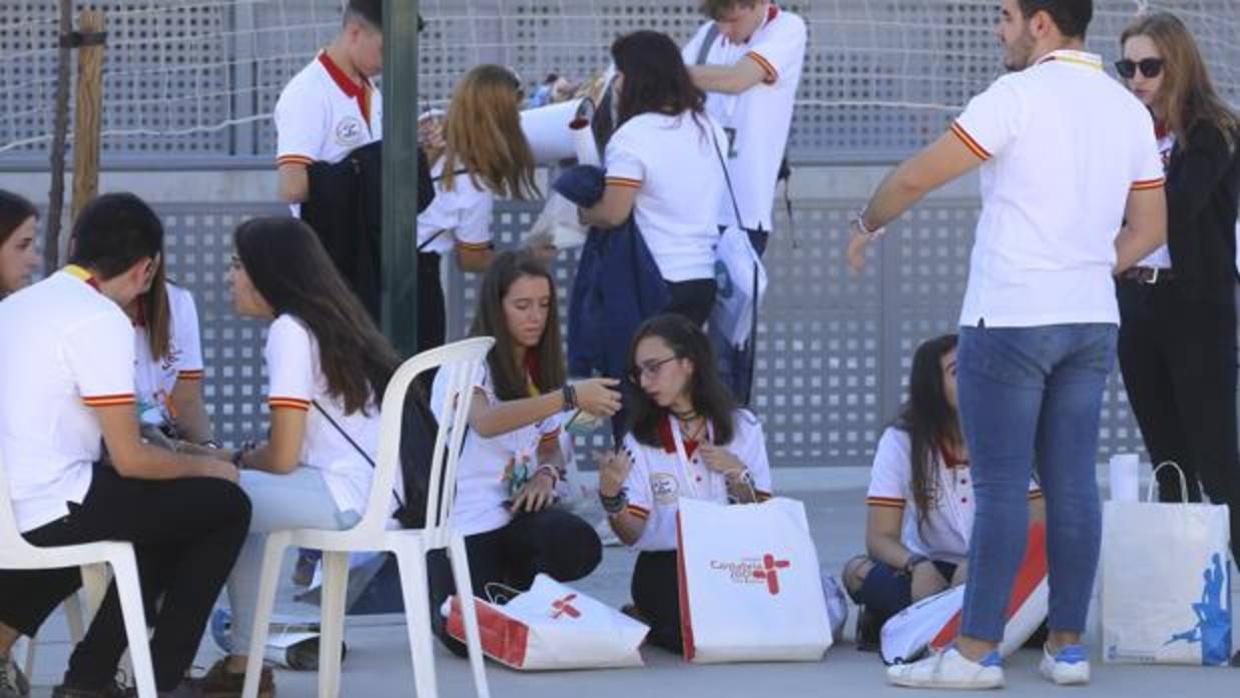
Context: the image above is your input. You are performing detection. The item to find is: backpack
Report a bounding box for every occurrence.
[314,385,441,530]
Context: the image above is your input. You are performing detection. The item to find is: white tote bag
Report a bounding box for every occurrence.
[712,225,767,349]
[881,522,1050,665]
[676,497,832,663]
[708,129,768,350]
[1102,462,1233,666]
[445,575,649,670]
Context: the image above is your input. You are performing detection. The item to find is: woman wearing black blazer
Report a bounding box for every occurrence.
[1115,12,1240,569]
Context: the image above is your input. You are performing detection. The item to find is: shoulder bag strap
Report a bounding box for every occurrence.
[312,399,407,510]
[695,23,721,67]
[710,125,746,232]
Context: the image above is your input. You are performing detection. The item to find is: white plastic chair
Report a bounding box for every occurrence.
[241,337,495,698]
[0,453,157,698]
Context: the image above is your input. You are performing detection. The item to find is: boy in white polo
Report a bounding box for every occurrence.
[845,0,1166,689]
[0,193,250,697]
[682,0,807,404]
[273,0,383,211]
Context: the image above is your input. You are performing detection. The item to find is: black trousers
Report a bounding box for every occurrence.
[1117,279,1240,562]
[631,550,683,653]
[428,508,602,653]
[0,465,250,691]
[417,251,446,354]
[664,278,717,328]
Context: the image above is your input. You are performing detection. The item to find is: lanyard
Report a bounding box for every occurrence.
[669,415,716,500]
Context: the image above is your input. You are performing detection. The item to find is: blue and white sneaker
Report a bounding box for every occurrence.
[887,645,1004,689]
[1039,643,1090,685]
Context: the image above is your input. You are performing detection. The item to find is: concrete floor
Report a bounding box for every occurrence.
[22,487,1240,697]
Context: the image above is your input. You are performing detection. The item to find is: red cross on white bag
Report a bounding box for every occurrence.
[752,554,791,595]
[550,593,581,619]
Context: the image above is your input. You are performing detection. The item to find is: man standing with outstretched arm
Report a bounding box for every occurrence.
[682,0,806,405]
[846,0,1166,689]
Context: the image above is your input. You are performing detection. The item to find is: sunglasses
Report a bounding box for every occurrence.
[1115,58,1164,79]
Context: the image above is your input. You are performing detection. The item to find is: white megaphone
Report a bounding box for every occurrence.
[520,96,602,166]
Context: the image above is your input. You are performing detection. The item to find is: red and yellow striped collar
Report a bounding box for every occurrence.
[63,264,101,292]
[1035,49,1103,71]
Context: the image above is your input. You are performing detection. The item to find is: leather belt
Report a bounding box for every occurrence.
[1121,266,1176,284]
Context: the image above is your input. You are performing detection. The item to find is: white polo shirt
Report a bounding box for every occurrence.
[415,160,495,256]
[682,4,807,233]
[865,427,1043,564]
[622,410,772,552]
[0,267,136,533]
[274,51,383,215]
[431,363,563,537]
[604,111,728,282]
[1137,128,1176,269]
[951,50,1165,328]
[264,314,387,517]
[134,283,204,429]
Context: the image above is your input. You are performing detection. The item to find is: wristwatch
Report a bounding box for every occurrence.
[599,488,628,515]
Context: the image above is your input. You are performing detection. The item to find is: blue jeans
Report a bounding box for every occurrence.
[957,323,1117,642]
[227,468,360,653]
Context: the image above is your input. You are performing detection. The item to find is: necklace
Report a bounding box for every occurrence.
[678,415,706,443]
[671,406,699,421]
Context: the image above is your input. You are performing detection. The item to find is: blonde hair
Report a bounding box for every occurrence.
[439,65,539,200]
[1121,12,1239,149]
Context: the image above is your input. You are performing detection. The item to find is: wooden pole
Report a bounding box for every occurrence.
[381,0,419,356]
[45,0,73,271]
[70,9,106,222]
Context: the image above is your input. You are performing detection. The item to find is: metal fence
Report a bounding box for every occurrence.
[3,1,1237,164]
[158,196,1142,469]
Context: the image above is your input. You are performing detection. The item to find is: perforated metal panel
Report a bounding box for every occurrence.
[3,1,1239,162]
[17,196,1142,467]
[435,198,1145,469]
[155,203,287,442]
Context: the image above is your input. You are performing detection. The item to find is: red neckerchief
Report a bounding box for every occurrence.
[1154,120,1169,141]
[130,297,148,327]
[939,441,969,469]
[659,415,701,459]
[318,51,373,126]
[524,351,542,397]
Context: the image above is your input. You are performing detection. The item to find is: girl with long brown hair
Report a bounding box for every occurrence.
[578,30,729,326]
[415,64,540,353]
[202,216,403,697]
[427,250,619,653]
[596,314,774,653]
[1114,12,1240,572]
[841,335,1044,650]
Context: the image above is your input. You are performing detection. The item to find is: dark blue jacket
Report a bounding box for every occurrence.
[555,165,669,378]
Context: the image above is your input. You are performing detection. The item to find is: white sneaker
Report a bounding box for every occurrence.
[1039,644,1090,686]
[887,646,1004,690]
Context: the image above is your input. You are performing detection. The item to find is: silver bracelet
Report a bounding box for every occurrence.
[852,210,887,240]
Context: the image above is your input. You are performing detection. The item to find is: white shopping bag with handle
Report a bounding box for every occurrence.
[1102,462,1232,666]
[445,574,648,670]
[676,497,832,663]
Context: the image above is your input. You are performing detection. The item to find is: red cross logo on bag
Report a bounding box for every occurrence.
[550,593,581,619]
[752,554,791,595]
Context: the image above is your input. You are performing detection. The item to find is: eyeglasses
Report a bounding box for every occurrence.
[629,355,678,384]
[1115,58,1164,79]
